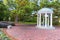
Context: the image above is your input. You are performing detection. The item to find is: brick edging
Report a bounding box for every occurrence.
[1,29,18,40]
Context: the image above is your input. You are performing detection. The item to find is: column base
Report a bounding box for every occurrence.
[36,26,55,29]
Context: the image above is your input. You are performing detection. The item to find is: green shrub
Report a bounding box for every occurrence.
[0,30,10,40]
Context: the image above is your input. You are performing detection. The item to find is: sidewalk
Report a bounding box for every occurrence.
[2,24,60,40]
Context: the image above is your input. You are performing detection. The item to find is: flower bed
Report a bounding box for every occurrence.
[0,29,11,40]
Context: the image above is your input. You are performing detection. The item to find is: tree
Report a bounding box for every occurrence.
[0,1,10,21]
[9,0,35,22]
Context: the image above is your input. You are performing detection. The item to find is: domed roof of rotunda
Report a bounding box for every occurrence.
[38,8,53,14]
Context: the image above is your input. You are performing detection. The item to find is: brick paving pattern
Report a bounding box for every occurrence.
[3,24,60,40]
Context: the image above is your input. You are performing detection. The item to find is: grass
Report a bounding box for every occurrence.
[19,21,36,24]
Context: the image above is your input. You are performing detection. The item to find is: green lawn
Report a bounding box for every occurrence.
[19,21,36,24]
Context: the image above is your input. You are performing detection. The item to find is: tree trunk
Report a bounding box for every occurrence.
[15,14,18,22]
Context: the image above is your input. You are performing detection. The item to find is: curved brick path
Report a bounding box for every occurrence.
[3,24,60,40]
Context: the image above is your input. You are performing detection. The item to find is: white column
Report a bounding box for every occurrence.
[50,14,53,27]
[39,13,41,27]
[48,16,49,27]
[45,13,47,27]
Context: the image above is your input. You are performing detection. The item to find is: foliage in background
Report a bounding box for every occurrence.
[3,0,39,22]
[2,0,60,25]
[0,1,10,21]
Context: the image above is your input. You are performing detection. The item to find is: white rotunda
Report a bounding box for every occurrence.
[36,8,55,29]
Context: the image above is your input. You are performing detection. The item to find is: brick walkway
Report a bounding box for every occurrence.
[2,24,60,40]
